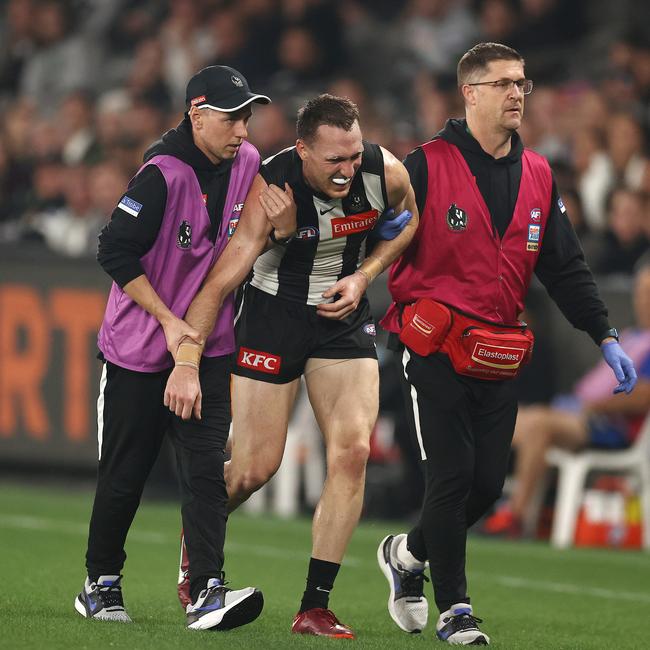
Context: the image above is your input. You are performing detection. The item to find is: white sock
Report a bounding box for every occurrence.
[394,534,426,571]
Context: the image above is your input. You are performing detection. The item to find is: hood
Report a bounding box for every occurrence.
[437,118,523,164]
[143,116,234,176]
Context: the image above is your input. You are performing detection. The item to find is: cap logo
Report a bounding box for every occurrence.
[231,75,243,87]
[190,95,206,106]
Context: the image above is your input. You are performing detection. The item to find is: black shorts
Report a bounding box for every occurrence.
[233,284,377,384]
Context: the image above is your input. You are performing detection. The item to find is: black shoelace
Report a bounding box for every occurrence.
[96,583,124,608]
[400,569,429,598]
[449,613,484,632]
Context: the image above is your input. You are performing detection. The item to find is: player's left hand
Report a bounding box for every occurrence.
[164,366,202,420]
[373,208,412,240]
[259,182,297,239]
[601,341,637,394]
[317,271,368,320]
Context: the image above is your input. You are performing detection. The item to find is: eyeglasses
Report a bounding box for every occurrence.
[467,78,534,95]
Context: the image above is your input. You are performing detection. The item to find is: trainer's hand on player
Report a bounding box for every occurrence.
[164,366,202,420]
[259,183,297,239]
[317,271,369,320]
[160,314,204,360]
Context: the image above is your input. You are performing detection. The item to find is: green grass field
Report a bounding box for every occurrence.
[1,482,648,649]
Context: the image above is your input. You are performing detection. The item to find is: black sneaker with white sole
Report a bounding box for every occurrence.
[74,575,132,623]
[436,603,489,645]
[186,575,264,631]
[377,534,429,633]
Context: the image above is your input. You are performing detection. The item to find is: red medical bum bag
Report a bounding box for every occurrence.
[399,298,534,380]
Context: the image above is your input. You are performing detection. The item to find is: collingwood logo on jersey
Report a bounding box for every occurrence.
[177,220,192,249]
[446,203,468,231]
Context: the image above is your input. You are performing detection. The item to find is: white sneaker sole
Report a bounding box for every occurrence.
[74,595,132,622]
[187,588,263,631]
[377,535,427,633]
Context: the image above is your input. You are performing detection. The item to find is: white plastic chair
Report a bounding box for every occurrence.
[545,412,650,549]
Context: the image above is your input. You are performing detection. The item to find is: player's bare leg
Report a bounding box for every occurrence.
[291,357,378,638]
[226,375,300,510]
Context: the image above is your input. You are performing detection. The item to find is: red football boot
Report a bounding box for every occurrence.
[291,608,355,639]
[177,532,191,609]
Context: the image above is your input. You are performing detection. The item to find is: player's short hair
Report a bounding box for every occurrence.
[296,94,359,143]
[457,42,525,86]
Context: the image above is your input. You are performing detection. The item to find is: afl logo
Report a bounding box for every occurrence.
[177,220,192,249]
[363,323,376,336]
[530,208,541,222]
[228,217,239,238]
[296,226,319,240]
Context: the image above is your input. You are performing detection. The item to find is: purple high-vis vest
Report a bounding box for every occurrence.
[98,140,260,372]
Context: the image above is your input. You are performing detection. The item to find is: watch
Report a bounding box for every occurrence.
[600,327,619,343]
[269,229,295,245]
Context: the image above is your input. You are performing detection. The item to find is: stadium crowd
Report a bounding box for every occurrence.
[1,0,649,272]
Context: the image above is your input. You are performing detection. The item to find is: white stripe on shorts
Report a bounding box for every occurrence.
[401,347,427,460]
[96,364,107,461]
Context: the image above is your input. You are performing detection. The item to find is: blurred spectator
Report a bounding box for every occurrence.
[586,186,649,276]
[27,165,104,257]
[87,160,129,218]
[160,0,213,106]
[280,0,347,76]
[573,125,611,231]
[476,0,518,43]
[126,37,173,112]
[606,112,648,189]
[204,6,256,77]
[484,259,650,537]
[0,0,35,99]
[19,0,92,114]
[58,90,101,166]
[269,26,330,112]
[399,0,478,79]
[246,103,295,160]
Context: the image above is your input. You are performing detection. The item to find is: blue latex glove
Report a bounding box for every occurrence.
[373,208,412,240]
[601,341,637,394]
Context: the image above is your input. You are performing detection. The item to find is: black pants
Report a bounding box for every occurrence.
[398,346,518,613]
[85,356,231,598]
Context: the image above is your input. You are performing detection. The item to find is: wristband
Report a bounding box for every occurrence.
[175,360,199,370]
[357,255,384,283]
[177,341,202,367]
[270,229,295,245]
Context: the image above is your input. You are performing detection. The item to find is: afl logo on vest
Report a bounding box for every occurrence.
[446,203,468,231]
[177,220,192,249]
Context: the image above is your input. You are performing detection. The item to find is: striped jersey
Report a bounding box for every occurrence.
[252,141,388,305]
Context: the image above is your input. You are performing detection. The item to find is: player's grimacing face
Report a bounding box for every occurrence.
[298,122,363,198]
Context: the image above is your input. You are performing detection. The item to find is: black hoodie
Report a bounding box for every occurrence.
[404,118,611,344]
[97,117,235,288]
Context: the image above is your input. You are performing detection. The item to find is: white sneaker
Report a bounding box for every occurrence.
[74,575,132,623]
[186,575,263,631]
[377,534,429,633]
[436,603,489,645]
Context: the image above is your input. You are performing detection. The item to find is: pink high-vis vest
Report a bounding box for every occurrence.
[98,141,260,372]
[381,138,552,333]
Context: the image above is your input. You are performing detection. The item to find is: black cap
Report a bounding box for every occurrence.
[185,65,271,112]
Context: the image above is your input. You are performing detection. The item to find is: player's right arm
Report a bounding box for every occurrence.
[164,172,288,420]
[180,173,278,342]
[97,166,202,354]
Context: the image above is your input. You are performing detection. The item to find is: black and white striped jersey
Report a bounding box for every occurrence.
[252,141,388,305]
